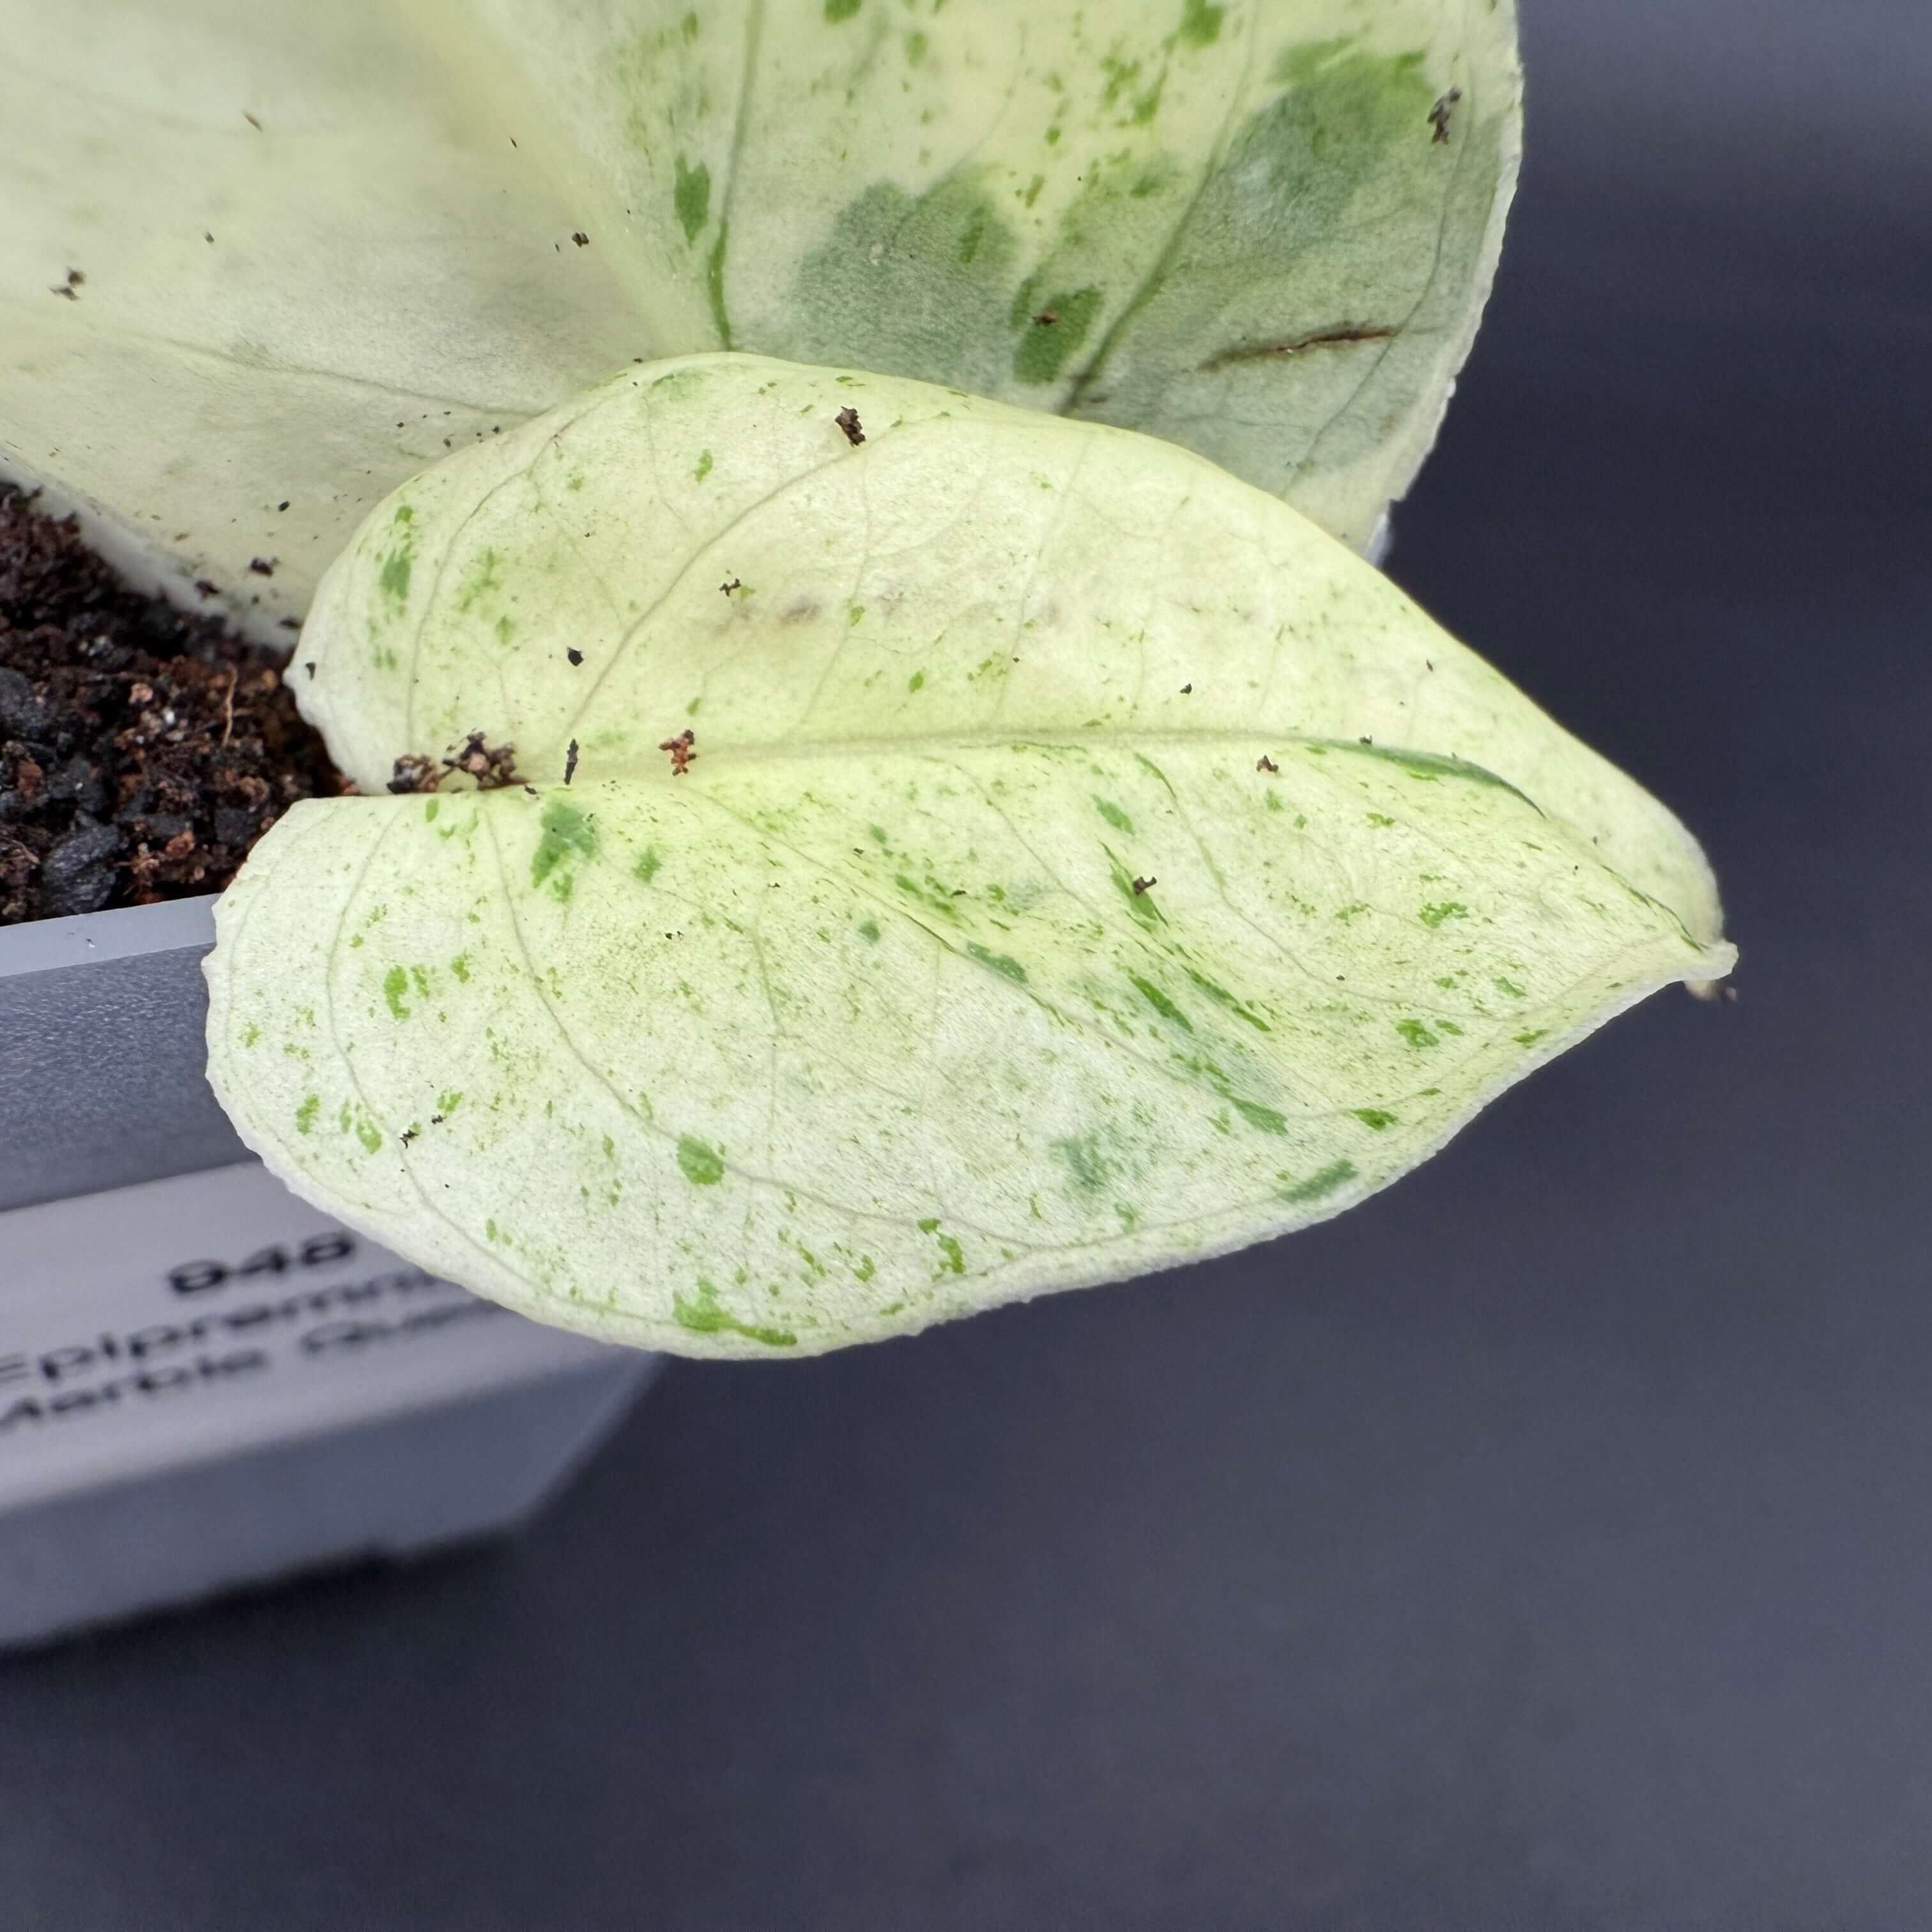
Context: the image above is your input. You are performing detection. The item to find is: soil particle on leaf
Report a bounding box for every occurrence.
[387,753,442,795]
[834,406,865,447]
[0,484,341,924]
[441,732,519,790]
[567,647,583,666]
[658,728,696,776]
[1429,87,1462,143]
[571,231,590,247]
[1256,755,1278,773]
[564,738,579,786]
[1131,876,1156,896]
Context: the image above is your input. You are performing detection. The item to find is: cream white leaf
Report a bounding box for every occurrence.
[1,0,1518,631]
[204,356,1733,1358]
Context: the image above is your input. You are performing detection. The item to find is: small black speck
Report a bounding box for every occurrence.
[567,647,583,666]
[509,137,519,149]
[834,406,865,446]
[1425,658,1434,671]
[278,617,300,632]
[564,739,579,785]
[951,887,966,897]
[1033,309,1058,326]
[1131,876,1157,896]
[523,784,538,797]
[1428,87,1462,144]
[204,231,214,244]
[248,556,274,576]
[277,500,289,511]
[1256,755,1278,773]
[720,576,741,597]
[431,1114,445,1126]
[194,578,218,598]
[303,660,316,678]
[571,231,590,247]
[1359,735,1373,746]
[1179,683,1192,694]
[401,1128,418,1146]
[243,111,263,130]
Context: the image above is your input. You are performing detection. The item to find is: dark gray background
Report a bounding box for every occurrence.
[4,4,1928,1926]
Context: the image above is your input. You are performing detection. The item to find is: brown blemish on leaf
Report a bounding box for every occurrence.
[1256,755,1278,773]
[834,406,865,446]
[1033,309,1058,326]
[571,231,590,247]
[1131,875,1157,895]
[1198,325,1399,374]
[1429,87,1462,144]
[564,738,579,786]
[659,728,696,776]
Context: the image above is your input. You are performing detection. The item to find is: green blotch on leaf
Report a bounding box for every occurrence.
[531,799,597,895]
[450,954,470,983]
[1184,967,1270,1032]
[1052,1132,1111,1195]
[1351,1107,1397,1131]
[1419,901,1469,928]
[437,1089,462,1115]
[424,798,440,823]
[693,448,712,482]
[934,1232,965,1275]
[673,156,711,245]
[1129,973,1192,1031]
[295,1094,319,1135]
[634,845,662,884]
[1395,1018,1438,1050]
[823,0,861,20]
[857,917,881,942]
[1092,795,1133,832]
[1515,1028,1548,1047]
[377,546,412,604]
[1278,1158,1356,1206]
[1494,976,1526,999]
[908,669,924,692]
[383,965,410,1020]
[356,1117,383,1155]
[1012,286,1103,386]
[676,1134,726,1185]
[967,942,1027,983]
[673,1278,797,1347]
[1177,0,1224,47]
[1232,1098,1288,1135]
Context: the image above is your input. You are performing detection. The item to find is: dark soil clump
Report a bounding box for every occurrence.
[1,484,342,924]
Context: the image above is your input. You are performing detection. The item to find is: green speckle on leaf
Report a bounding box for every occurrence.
[295,1094,319,1135]
[824,0,861,20]
[1494,976,1526,999]
[1351,1107,1397,1131]
[857,917,881,942]
[1420,901,1470,928]
[1515,1028,1548,1047]
[676,1134,725,1185]
[356,1117,383,1155]
[934,1232,965,1275]
[1232,1098,1288,1135]
[1092,795,1133,832]
[383,965,410,1020]
[1395,1018,1438,1050]
[693,449,712,482]
[908,669,924,692]
[437,1089,462,1116]
[1012,286,1103,386]
[634,845,662,884]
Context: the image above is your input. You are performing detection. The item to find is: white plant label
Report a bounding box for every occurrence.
[0,1160,624,1513]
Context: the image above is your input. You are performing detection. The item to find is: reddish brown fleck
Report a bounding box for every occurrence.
[658,728,697,776]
